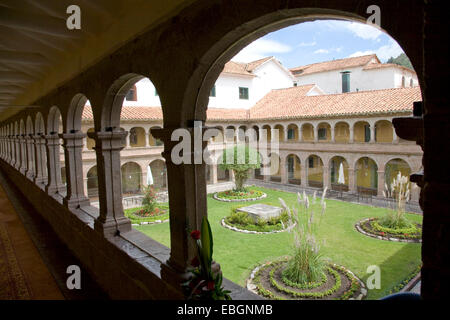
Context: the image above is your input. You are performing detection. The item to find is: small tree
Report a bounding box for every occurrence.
[142,185,157,213]
[219,145,260,192]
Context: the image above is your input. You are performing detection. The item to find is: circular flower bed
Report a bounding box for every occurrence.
[214,188,266,202]
[221,206,291,233]
[247,258,366,300]
[125,204,169,225]
[355,217,422,243]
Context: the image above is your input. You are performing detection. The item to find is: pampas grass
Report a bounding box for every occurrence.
[381,172,413,229]
[279,187,328,284]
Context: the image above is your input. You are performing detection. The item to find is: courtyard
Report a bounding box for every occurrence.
[133,186,422,300]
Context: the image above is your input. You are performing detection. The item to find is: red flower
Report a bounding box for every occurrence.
[191,256,200,267]
[190,230,201,240]
[207,281,215,291]
[380,232,385,236]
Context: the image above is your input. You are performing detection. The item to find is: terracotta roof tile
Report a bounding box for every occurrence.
[290,54,379,76]
[222,57,274,76]
[249,86,421,120]
[363,63,415,73]
[82,86,421,123]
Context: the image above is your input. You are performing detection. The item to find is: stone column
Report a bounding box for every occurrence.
[25,134,35,179]
[6,135,11,163]
[61,131,90,208]
[145,132,150,147]
[9,135,15,165]
[283,127,288,142]
[314,125,318,142]
[82,137,88,151]
[410,182,420,202]
[211,164,218,184]
[33,135,47,186]
[151,125,211,292]
[280,157,287,184]
[300,161,308,187]
[87,129,130,237]
[298,124,303,142]
[377,170,385,198]
[349,125,354,143]
[348,168,356,193]
[331,126,336,142]
[392,128,399,144]
[370,124,376,143]
[125,133,130,148]
[18,135,27,174]
[44,133,65,195]
[14,135,21,169]
[323,165,331,189]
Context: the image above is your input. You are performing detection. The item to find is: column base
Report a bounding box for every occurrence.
[63,196,90,209]
[94,216,131,238]
[25,171,34,180]
[45,184,66,195]
[160,260,192,298]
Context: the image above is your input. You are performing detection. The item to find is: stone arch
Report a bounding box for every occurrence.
[286,123,299,141]
[301,123,314,142]
[329,156,349,191]
[353,120,371,143]
[375,120,394,143]
[317,122,331,142]
[273,124,284,142]
[66,93,89,132]
[129,127,146,147]
[306,154,324,188]
[334,121,350,143]
[286,154,301,185]
[121,161,142,195]
[100,73,147,130]
[47,106,63,134]
[149,125,163,146]
[269,152,281,182]
[384,158,412,187]
[149,159,167,189]
[86,165,99,198]
[35,112,45,135]
[355,156,378,195]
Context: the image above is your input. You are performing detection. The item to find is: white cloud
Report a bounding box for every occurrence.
[348,39,403,61]
[314,49,329,54]
[345,22,383,40]
[298,41,316,47]
[232,39,292,62]
[314,47,342,54]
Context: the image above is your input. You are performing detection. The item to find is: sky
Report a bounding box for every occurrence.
[232,20,405,68]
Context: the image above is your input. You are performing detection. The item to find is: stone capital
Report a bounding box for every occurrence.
[87,130,127,151]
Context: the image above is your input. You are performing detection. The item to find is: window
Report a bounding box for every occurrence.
[308,157,314,168]
[364,125,370,142]
[129,129,137,145]
[318,128,327,140]
[293,82,298,87]
[155,88,159,96]
[341,71,350,93]
[239,87,249,100]
[210,85,216,97]
[288,157,294,178]
[410,79,414,87]
[401,76,406,88]
[125,85,137,101]
[287,128,295,140]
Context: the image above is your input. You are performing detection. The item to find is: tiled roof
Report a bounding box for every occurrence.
[222,57,274,76]
[363,63,415,73]
[249,86,421,120]
[82,85,421,122]
[290,54,379,76]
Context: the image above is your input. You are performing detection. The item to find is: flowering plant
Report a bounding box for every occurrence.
[183,217,231,300]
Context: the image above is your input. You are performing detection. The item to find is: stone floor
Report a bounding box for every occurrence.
[0,170,108,300]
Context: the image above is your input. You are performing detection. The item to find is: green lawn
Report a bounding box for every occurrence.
[135,186,422,300]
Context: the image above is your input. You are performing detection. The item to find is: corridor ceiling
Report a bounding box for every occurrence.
[0,0,194,121]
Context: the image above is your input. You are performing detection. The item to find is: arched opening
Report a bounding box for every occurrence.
[261,125,271,142]
[86,166,99,198]
[330,156,349,191]
[286,124,299,141]
[224,125,236,143]
[334,122,350,143]
[375,120,394,143]
[356,157,378,195]
[86,128,95,150]
[301,123,314,142]
[269,153,281,182]
[121,162,142,196]
[286,154,301,185]
[307,155,323,188]
[354,121,371,143]
[273,124,284,142]
[149,126,163,146]
[149,159,167,190]
[317,122,331,142]
[385,158,411,189]
[129,127,146,147]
